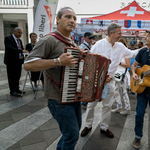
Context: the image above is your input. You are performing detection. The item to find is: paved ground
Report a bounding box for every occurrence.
[0,64,149,150]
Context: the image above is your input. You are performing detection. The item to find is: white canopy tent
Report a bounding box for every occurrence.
[81,1,150,37]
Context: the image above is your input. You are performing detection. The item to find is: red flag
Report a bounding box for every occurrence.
[86,20,93,25]
[44,5,52,31]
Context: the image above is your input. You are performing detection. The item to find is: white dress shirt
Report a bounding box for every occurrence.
[12,34,23,59]
[12,34,21,49]
[91,38,138,77]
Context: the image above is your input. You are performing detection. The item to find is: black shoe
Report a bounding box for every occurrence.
[100,129,114,138]
[17,90,25,94]
[81,127,92,137]
[131,92,135,95]
[129,90,135,95]
[133,138,141,149]
[10,92,20,97]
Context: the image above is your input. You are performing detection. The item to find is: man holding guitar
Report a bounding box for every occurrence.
[131,30,150,149]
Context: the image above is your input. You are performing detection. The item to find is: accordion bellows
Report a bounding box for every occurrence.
[60,47,111,104]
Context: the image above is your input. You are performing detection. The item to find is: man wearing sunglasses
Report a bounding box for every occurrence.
[79,32,94,52]
[79,32,94,109]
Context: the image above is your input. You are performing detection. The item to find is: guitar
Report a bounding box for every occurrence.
[131,65,150,94]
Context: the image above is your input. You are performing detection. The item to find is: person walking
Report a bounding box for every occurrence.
[131,30,150,149]
[112,38,131,115]
[81,22,139,138]
[24,7,81,150]
[138,41,143,48]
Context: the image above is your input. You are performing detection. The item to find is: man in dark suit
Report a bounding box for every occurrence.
[4,27,29,97]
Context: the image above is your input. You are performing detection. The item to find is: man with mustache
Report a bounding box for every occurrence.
[24,7,80,150]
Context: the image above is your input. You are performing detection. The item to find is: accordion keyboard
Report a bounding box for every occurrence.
[61,49,79,102]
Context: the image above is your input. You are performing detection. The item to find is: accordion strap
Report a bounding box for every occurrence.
[46,72,59,87]
[45,32,76,87]
[121,68,127,83]
[46,32,76,47]
[83,43,91,50]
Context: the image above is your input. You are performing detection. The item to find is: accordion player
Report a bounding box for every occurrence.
[60,47,111,104]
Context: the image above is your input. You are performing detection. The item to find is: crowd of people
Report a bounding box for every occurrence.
[4,6,150,150]
[71,34,83,45]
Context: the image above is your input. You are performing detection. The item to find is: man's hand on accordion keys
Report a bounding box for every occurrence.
[59,52,78,68]
[106,74,112,84]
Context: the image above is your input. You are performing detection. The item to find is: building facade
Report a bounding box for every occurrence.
[0,0,39,50]
[1,0,150,51]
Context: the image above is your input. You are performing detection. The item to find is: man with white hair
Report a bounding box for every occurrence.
[4,27,29,97]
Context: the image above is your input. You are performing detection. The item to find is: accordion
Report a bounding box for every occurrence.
[60,47,111,104]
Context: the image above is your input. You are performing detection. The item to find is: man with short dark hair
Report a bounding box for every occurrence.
[4,27,29,97]
[79,32,94,109]
[138,41,143,48]
[130,40,136,50]
[79,32,94,51]
[24,7,81,150]
[131,30,150,149]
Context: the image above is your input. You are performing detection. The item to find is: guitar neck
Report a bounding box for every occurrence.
[144,70,150,77]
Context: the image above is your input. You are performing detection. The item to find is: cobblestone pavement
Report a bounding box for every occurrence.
[0,64,149,150]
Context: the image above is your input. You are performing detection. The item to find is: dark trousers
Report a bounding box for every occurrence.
[135,88,150,139]
[6,63,22,93]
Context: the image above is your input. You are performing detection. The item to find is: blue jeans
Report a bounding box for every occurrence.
[135,88,150,139]
[47,99,81,150]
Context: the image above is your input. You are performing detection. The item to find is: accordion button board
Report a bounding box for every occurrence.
[60,47,111,104]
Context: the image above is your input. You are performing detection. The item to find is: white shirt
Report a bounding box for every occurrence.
[79,41,91,50]
[91,38,139,77]
[12,34,21,49]
[116,58,126,73]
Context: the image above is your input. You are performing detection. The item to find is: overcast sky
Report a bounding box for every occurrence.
[56,0,150,23]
